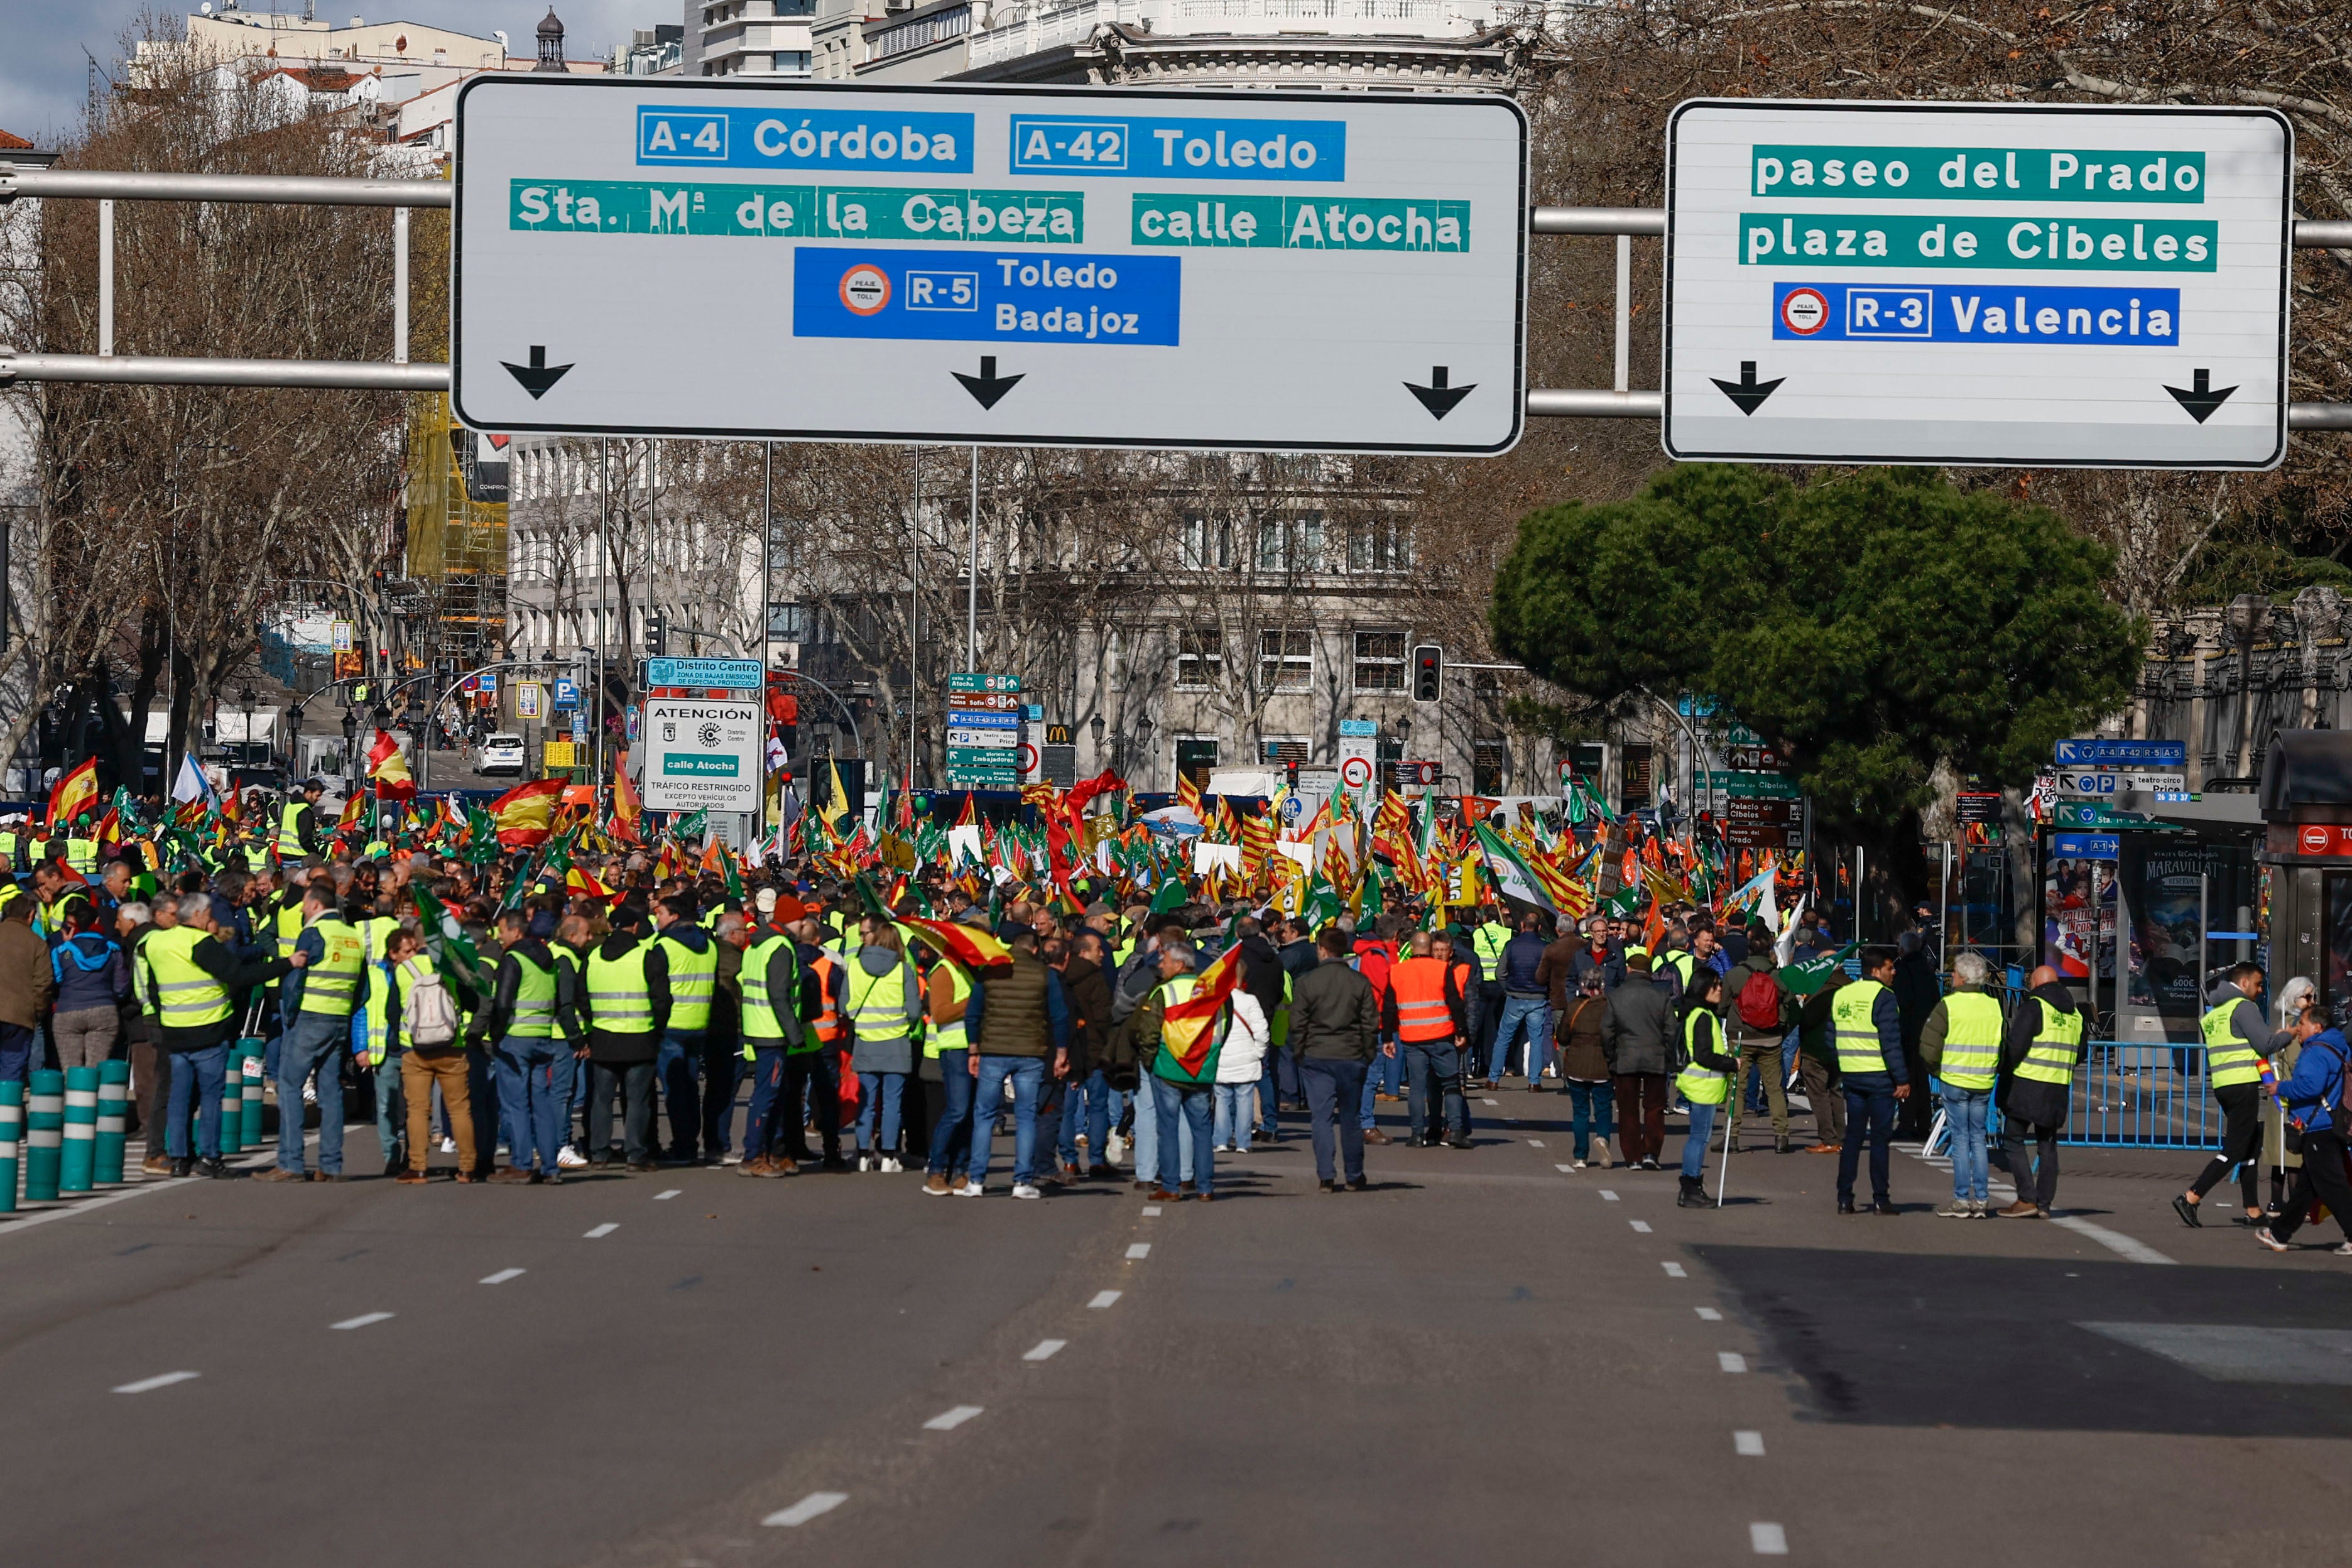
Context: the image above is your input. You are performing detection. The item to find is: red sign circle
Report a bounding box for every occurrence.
[2302,824,2333,855]
[1780,287,1830,335]
[1341,756,1373,787]
[839,264,891,316]
[1016,743,1040,774]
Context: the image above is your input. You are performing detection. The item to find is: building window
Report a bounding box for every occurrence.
[1353,629,1406,692]
[776,0,817,14]
[1348,517,1413,572]
[1258,629,1312,692]
[767,601,807,642]
[1176,627,1222,690]
[772,49,811,71]
[1180,513,1231,570]
[1255,513,1324,574]
[1261,736,1309,766]
[1175,736,1219,788]
[1473,739,1509,797]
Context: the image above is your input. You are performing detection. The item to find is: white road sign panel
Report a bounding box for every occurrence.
[642,697,763,815]
[2054,770,2189,797]
[1664,101,2291,469]
[452,77,1527,454]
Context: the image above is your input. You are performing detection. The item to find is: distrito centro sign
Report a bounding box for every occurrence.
[1663,100,2292,469]
[451,77,1528,454]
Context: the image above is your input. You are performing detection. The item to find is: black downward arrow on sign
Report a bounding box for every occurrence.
[2164,368,2238,424]
[1711,361,1784,415]
[1403,366,1476,420]
[501,344,572,400]
[952,356,1025,410]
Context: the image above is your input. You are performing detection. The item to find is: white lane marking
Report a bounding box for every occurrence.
[1600,1190,1620,1202]
[764,1492,848,1528]
[1141,1205,1163,1216]
[1719,1352,1749,1373]
[1734,1430,1765,1456]
[1087,1290,1122,1309]
[1662,1262,1687,1278]
[584,1223,618,1239]
[330,1312,395,1331]
[1023,1339,1066,1362]
[1527,1139,1545,1147]
[0,1174,207,1240]
[480,1268,526,1285]
[1751,1522,1788,1555]
[1630,1220,1652,1233]
[113,1371,200,1394]
[1555,1163,1575,1173]
[2047,1214,2176,1265]
[655,1189,682,1200]
[1125,1243,1152,1260]
[1481,1097,1499,1106]
[923,1405,984,1430]
[1696,1307,1723,1321]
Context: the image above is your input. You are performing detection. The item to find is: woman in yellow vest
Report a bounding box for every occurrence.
[1917,950,2003,1218]
[1672,969,1737,1206]
[847,918,922,1172]
[2175,961,2273,1228]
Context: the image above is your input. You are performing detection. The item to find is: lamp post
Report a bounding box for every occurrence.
[237,685,258,776]
[1089,712,1106,773]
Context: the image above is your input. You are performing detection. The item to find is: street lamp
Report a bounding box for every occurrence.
[1089,713,1105,770]
[238,686,258,772]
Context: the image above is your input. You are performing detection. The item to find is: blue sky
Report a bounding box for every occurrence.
[3,2,663,145]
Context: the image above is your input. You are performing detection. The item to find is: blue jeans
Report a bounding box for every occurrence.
[700,1038,738,1156]
[0,1021,35,1085]
[1256,1057,1280,1138]
[743,1044,789,1159]
[1131,1072,1194,1187]
[1489,994,1552,1081]
[166,1043,230,1160]
[925,1048,972,1177]
[855,1070,905,1152]
[1681,1099,1718,1181]
[275,1011,348,1174]
[1369,1034,1403,1097]
[373,1050,406,1162]
[968,1055,1044,1185]
[1152,1076,1216,1195]
[1212,1082,1256,1151]
[1059,1068,1118,1168]
[1940,1082,1992,1201]
[1298,1056,1368,1182]
[1564,1078,1614,1160]
[496,1035,569,1173]
[656,1030,705,1157]
[1404,1041,1467,1142]
[1838,1084,1899,1203]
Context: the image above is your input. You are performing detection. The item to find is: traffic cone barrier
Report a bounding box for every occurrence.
[0,1081,21,1214]
[24,1069,63,1202]
[239,1043,266,1151]
[60,1065,97,1194]
[218,1049,246,1154]
[95,1060,129,1184]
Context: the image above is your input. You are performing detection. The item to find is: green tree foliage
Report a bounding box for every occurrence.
[1491,466,2144,842]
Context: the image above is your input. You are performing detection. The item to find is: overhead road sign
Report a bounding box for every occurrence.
[646,656,763,690]
[2055,738,2186,768]
[643,697,763,814]
[2055,770,2188,798]
[451,77,1527,455]
[1664,101,2292,469]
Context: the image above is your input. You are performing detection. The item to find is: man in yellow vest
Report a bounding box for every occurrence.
[579,901,670,1172]
[651,891,719,1165]
[1994,964,2084,1219]
[137,891,297,1177]
[256,882,366,1182]
[472,907,585,1183]
[277,780,325,861]
[738,897,810,1177]
[1831,945,1910,1216]
[2176,961,2273,1227]
[1916,950,2003,1217]
[1469,906,1511,1085]
[918,939,976,1194]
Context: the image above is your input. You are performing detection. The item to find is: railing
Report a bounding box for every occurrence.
[964,0,1511,60]
[2054,1041,2231,1149]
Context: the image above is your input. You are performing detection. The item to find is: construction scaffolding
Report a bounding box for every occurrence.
[401,390,508,663]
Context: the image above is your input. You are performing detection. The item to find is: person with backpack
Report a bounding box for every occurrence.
[1723,937,1790,1153]
[385,926,477,1184]
[2256,999,2352,1255]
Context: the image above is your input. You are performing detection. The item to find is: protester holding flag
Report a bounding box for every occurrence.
[1133,937,1235,1201]
[959,924,1070,1199]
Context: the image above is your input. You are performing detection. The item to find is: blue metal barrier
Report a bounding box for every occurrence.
[2056,1040,2229,1150]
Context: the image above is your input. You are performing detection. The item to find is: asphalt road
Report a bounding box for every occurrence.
[3,1085,2349,1566]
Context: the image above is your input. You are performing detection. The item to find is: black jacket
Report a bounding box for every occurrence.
[581,931,670,1061]
[157,931,290,1053]
[1601,977,1674,1075]
[1289,960,1380,1062]
[471,937,585,1047]
[2000,980,2082,1128]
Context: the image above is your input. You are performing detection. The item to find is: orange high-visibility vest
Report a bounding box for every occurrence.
[808,952,845,1045]
[1390,956,1456,1044]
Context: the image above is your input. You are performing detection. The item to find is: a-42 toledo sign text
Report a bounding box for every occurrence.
[452,77,1527,454]
[1664,100,2292,470]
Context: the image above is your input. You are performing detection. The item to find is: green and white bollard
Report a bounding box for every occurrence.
[218,1050,246,1155]
[95,1060,129,1184]
[24,1069,63,1202]
[0,1080,22,1213]
[239,1043,266,1151]
[60,1065,97,1194]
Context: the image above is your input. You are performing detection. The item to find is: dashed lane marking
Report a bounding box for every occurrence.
[1141,1205,1162,1216]
[1719,1352,1749,1373]
[923,1405,984,1431]
[1023,1339,1066,1362]
[113,1371,199,1394]
[1662,1262,1687,1278]
[1734,1430,1765,1456]
[330,1312,395,1331]
[655,1189,682,1200]
[2048,1214,2177,1265]
[1527,1140,1545,1148]
[1600,1190,1620,1201]
[1126,1243,1152,1260]
[584,1223,619,1239]
[1750,1522,1788,1555]
[480,1268,526,1285]
[1630,1220,1652,1233]
[1087,1290,1122,1309]
[1696,1307,1723,1321]
[764,1493,848,1528]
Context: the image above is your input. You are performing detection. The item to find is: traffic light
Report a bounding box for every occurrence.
[1412,643,1443,703]
[644,609,668,657]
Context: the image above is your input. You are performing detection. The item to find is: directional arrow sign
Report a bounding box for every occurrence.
[1664,100,2290,470]
[451,78,1527,454]
[952,356,1024,410]
[501,345,572,400]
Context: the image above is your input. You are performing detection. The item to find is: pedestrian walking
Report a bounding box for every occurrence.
[2175,962,2275,1228]
[1674,969,1736,1206]
[1134,937,1224,1201]
[1833,945,1909,1216]
[1993,964,2084,1219]
[2257,999,2352,1255]
[1555,972,1613,1168]
[1722,932,1791,1153]
[1602,951,1675,1170]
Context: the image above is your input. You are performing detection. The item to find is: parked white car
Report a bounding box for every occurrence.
[478,732,526,777]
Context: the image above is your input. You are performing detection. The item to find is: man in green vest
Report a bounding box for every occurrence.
[651,891,719,1165]
[1469,905,1511,1084]
[471,907,585,1183]
[579,901,670,1172]
[736,900,808,1177]
[256,882,367,1181]
[1133,937,1220,1201]
[1831,945,1909,1216]
[1994,964,2084,1218]
[2176,961,2273,1227]
[1917,950,2003,1217]
[278,781,325,861]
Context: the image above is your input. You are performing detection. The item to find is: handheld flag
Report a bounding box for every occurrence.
[367,730,416,802]
[48,758,98,827]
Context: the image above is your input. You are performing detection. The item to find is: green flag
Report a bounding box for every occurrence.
[1148,876,1187,914]
[1776,942,1858,998]
[413,882,487,1008]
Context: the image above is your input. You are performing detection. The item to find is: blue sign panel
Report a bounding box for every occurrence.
[2054,738,2188,766]
[793,246,1180,346]
[638,106,973,173]
[552,678,580,710]
[945,709,1021,730]
[646,656,763,689]
[2052,832,2120,860]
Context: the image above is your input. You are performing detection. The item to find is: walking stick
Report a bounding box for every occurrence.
[1716,1097,1733,1207]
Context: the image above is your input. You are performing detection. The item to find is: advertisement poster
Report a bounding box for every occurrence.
[2042,855,2113,981]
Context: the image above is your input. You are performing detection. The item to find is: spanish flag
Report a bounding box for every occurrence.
[900,915,1013,973]
[1158,943,1243,1081]
[489,777,564,849]
[367,729,415,802]
[336,792,368,833]
[48,758,99,829]
[612,750,643,843]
